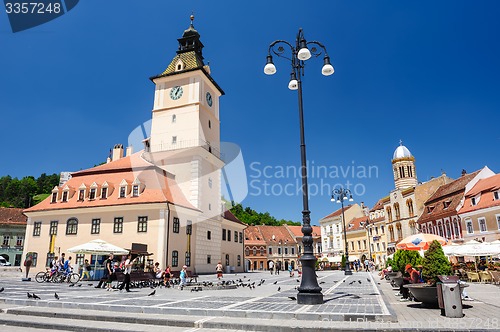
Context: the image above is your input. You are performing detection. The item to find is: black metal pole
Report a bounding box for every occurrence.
[340,196,353,275]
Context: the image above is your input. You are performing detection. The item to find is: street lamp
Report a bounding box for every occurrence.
[365,219,372,262]
[264,29,333,305]
[331,187,353,275]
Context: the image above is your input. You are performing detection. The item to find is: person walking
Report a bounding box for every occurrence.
[179,265,188,289]
[24,255,33,279]
[269,261,274,275]
[216,262,223,280]
[95,253,113,289]
[163,265,171,286]
[81,259,91,280]
[119,254,133,292]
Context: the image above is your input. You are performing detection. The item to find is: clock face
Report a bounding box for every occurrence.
[206,92,213,107]
[170,86,183,100]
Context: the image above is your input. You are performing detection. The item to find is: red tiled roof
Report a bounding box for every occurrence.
[244,226,266,245]
[321,205,353,220]
[459,173,500,214]
[25,152,197,213]
[286,225,321,238]
[224,210,247,226]
[0,207,27,225]
[346,216,369,232]
[418,171,480,224]
[245,225,296,245]
[369,198,387,212]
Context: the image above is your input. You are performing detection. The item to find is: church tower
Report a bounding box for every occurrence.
[392,141,417,189]
[147,16,226,272]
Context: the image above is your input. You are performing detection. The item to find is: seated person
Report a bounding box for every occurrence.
[379,265,393,279]
[399,264,421,301]
[478,259,487,271]
[153,262,163,279]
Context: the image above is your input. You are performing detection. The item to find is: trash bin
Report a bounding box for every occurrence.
[437,276,463,318]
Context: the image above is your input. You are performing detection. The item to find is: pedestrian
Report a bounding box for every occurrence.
[164,265,171,286]
[24,255,33,279]
[81,259,91,280]
[364,259,370,272]
[153,262,162,279]
[269,261,274,275]
[179,265,188,289]
[63,256,73,274]
[216,262,223,280]
[276,261,280,275]
[288,264,294,277]
[58,253,66,271]
[119,254,133,292]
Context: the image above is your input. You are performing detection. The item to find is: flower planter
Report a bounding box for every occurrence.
[404,284,439,306]
[391,276,404,288]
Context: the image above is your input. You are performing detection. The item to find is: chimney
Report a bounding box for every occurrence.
[126,146,133,157]
[461,169,467,177]
[112,144,124,161]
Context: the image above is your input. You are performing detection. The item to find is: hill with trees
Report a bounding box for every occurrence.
[0,173,60,208]
[229,202,301,226]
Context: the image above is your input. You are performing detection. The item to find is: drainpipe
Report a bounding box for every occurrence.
[165,202,171,266]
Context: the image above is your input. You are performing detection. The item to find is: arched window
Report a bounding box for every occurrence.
[409,220,417,235]
[252,247,257,256]
[66,218,78,235]
[260,247,265,256]
[245,247,250,256]
[394,203,400,220]
[386,207,393,222]
[396,222,403,240]
[438,222,444,237]
[388,225,395,242]
[422,224,427,234]
[453,219,460,239]
[445,221,451,239]
[406,199,414,217]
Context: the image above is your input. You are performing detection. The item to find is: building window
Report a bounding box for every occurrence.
[284,247,288,255]
[172,114,176,123]
[245,247,250,256]
[466,219,474,234]
[30,252,38,267]
[239,232,243,243]
[16,235,23,247]
[75,254,85,266]
[2,235,9,246]
[207,230,211,240]
[132,185,139,197]
[91,219,101,234]
[173,217,180,233]
[234,231,238,242]
[227,230,231,242]
[113,217,123,233]
[78,189,85,201]
[268,247,272,255]
[453,220,460,238]
[253,248,257,255]
[207,255,211,264]
[237,255,241,266]
[494,191,499,200]
[208,178,212,188]
[209,120,211,128]
[101,187,107,199]
[386,207,393,222]
[66,218,78,235]
[172,136,177,144]
[186,221,192,235]
[291,247,295,255]
[225,254,230,266]
[89,188,96,200]
[185,252,191,267]
[137,216,148,232]
[33,222,42,236]
[222,229,226,241]
[394,203,400,220]
[62,191,68,202]
[51,192,57,203]
[119,186,126,198]
[49,221,58,235]
[478,217,487,232]
[277,247,281,255]
[260,247,265,255]
[209,203,211,210]
[172,251,179,267]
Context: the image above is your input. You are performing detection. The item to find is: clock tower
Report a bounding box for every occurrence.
[147,16,226,271]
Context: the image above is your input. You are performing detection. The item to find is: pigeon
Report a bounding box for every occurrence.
[273,281,278,284]
[319,281,325,284]
[357,280,362,284]
[0,287,4,292]
[288,296,297,300]
[296,279,300,283]
[367,278,371,283]
[343,280,345,283]
[69,284,75,287]
[54,292,59,300]
[27,292,33,299]
[349,281,355,285]
[32,293,41,299]
[277,287,281,292]
[88,284,93,286]
[148,290,156,296]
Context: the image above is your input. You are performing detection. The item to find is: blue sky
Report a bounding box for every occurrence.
[1,1,499,224]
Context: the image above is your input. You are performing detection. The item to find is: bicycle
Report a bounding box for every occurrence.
[52,268,81,284]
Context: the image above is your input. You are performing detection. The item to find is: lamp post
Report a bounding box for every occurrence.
[264,29,334,305]
[331,187,353,275]
[366,219,372,262]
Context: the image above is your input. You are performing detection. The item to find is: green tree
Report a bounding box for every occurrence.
[391,249,422,273]
[422,240,452,285]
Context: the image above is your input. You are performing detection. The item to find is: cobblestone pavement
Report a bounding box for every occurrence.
[0,268,499,331]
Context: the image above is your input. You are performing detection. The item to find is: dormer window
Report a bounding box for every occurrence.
[78,189,85,201]
[494,191,499,200]
[51,192,58,203]
[132,185,139,197]
[101,187,107,199]
[119,186,126,198]
[62,191,68,202]
[426,206,435,213]
[175,59,185,72]
[89,188,96,200]
[471,195,481,206]
[443,201,451,209]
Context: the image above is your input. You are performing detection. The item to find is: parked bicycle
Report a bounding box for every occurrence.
[35,267,80,284]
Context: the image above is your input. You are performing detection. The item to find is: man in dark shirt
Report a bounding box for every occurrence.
[95,253,114,289]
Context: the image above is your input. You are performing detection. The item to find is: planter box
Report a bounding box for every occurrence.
[404,283,467,307]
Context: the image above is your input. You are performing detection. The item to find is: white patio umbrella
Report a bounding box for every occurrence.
[452,241,500,257]
[67,239,129,255]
